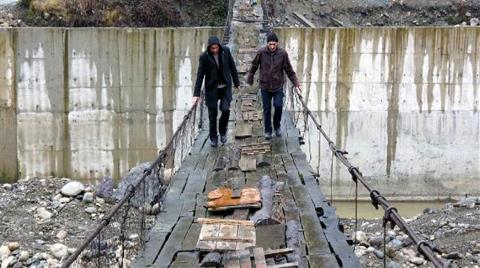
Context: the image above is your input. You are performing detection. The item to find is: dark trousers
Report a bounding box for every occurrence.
[261,89,284,134]
[208,88,230,141]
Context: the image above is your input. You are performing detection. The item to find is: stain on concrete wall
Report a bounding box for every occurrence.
[0,27,222,182]
[0,29,17,182]
[279,27,480,199]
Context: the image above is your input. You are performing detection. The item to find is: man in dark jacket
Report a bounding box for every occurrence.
[193,36,240,147]
[246,32,302,139]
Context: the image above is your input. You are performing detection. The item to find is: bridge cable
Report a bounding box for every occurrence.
[288,86,447,268]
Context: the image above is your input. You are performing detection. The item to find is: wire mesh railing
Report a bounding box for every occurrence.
[284,86,447,268]
[61,100,203,268]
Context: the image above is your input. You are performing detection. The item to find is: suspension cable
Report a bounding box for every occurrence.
[289,86,446,268]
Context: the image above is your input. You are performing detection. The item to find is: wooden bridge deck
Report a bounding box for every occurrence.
[133,89,359,267]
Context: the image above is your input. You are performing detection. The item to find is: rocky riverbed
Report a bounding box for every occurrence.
[342,198,480,267]
[0,177,157,268]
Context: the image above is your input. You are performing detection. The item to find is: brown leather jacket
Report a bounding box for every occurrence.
[246,46,299,91]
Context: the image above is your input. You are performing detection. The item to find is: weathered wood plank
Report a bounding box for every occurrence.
[290,186,331,256]
[251,175,280,225]
[253,247,267,268]
[155,216,194,268]
[308,253,340,268]
[236,224,256,250]
[239,249,252,268]
[255,224,286,250]
[182,222,202,251]
[169,252,199,268]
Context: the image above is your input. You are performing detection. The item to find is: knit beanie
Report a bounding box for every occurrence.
[267,32,278,43]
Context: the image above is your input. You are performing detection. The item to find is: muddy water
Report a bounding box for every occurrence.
[333,200,447,220]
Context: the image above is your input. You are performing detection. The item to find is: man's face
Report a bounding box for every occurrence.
[268,41,278,52]
[209,44,220,55]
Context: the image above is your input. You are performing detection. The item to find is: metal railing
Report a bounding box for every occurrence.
[285,86,447,268]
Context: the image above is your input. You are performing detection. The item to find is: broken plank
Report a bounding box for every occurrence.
[267,262,299,268]
[197,223,219,250]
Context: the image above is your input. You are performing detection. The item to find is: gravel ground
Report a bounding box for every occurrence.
[0,177,156,268]
[342,198,480,267]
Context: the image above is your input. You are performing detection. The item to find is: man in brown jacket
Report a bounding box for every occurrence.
[246,32,302,139]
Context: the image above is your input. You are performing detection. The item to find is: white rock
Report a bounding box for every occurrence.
[96,198,105,204]
[19,250,29,261]
[53,194,62,200]
[60,181,85,197]
[410,257,425,265]
[36,207,52,220]
[85,207,97,214]
[84,186,94,192]
[471,18,480,26]
[59,197,71,203]
[67,248,76,254]
[7,242,19,251]
[2,184,12,190]
[1,256,14,268]
[354,231,368,244]
[56,230,67,241]
[49,243,68,260]
[82,192,94,203]
[366,246,375,253]
[0,246,10,261]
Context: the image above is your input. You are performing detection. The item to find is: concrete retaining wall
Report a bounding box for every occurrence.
[278,27,479,199]
[0,27,222,181]
[1,27,478,199]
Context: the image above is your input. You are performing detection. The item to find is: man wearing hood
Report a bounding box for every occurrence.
[247,32,302,139]
[193,36,240,147]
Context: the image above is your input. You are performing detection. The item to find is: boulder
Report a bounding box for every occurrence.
[60,181,85,197]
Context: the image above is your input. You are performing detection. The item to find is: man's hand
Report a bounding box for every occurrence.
[295,86,302,93]
[192,96,201,105]
[234,86,240,94]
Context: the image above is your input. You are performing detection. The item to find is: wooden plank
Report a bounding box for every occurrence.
[182,170,208,194]
[169,252,199,268]
[239,249,252,268]
[208,203,261,212]
[132,231,168,267]
[308,253,340,268]
[267,262,299,268]
[253,248,267,268]
[236,225,256,250]
[292,11,316,27]
[182,222,202,251]
[217,224,238,250]
[197,218,255,226]
[264,248,294,258]
[197,223,219,250]
[239,156,256,171]
[195,194,207,218]
[205,169,226,192]
[236,123,253,138]
[255,224,286,250]
[224,251,241,268]
[290,186,331,255]
[155,216,194,268]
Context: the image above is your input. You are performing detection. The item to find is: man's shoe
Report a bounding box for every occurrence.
[274,128,282,137]
[264,132,272,140]
[210,138,218,147]
[220,135,227,144]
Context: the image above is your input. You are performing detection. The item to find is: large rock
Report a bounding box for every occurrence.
[113,162,166,208]
[354,231,368,244]
[96,176,114,198]
[49,243,68,260]
[60,181,85,197]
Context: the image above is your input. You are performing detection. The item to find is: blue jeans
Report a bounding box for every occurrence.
[261,89,284,134]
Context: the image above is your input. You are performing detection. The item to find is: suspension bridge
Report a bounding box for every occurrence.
[60,0,448,267]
